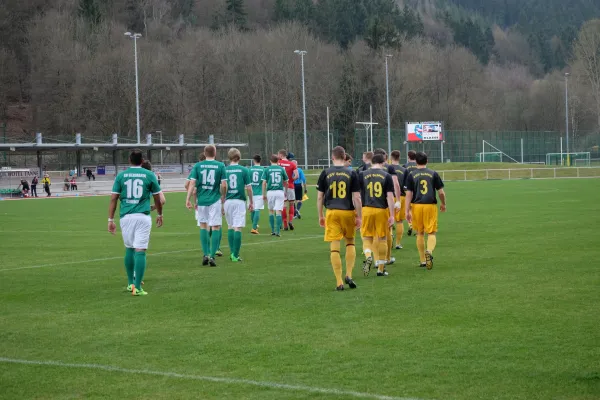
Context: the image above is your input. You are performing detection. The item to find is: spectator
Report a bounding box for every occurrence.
[156,171,162,186]
[31,175,39,197]
[42,174,51,197]
[63,177,70,191]
[70,177,78,191]
[86,168,95,181]
[18,179,30,197]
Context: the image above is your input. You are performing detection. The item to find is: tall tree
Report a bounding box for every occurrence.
[226,0,247,30]
[572,19,600,128]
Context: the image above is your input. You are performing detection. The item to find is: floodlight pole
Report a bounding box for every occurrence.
[385,55,392,157]
[369,105,373,151]
[327,107,331,168]
[125,32,142,145]
[295,50,308,169]
[565,73,570,156]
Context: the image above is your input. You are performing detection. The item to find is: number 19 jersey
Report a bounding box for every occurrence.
[188,160,227,206]
[112,166,162,218]
[317,166,360,210]
[359,168,394,209]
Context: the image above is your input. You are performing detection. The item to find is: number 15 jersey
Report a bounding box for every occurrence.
[188,160,227,206]
[405,167,444,204]
[317,166,360,210]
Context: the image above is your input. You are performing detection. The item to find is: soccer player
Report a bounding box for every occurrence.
[344,153,353,170]
[224,148,254,262]
[262,155,288,237]
[277,150,299,231]
[249,154,265,234]
[405,151,446,270]
[108,149,163,296]
[403,150,418,236]
[317,146,362,291]
[142,160,166,210]
[359,153,395,277]
[389,150,407,249]
[292,160,307,219]
[357,151,374,173]
[186,145,227,267]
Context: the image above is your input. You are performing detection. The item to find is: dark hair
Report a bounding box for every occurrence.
[415,151,428,165]
[332,146,346,161]
[373,148,387,157]
[129,149,143,166]
[390,150,401,161]
[270,154,279,164]
[408,150,416,160]
[199,153,207,161]
[141,160,152,171]
[372,154,386,165]
[344,153,352,162]
[253,154,262,163]
[204,145,216,158]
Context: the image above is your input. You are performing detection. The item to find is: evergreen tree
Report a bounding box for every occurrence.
[274,0,292,22]
[226,0,247,30]
[79,0,101,26]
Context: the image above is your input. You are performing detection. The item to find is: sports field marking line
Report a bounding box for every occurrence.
[0,357,427,400]
[0,235,322,272]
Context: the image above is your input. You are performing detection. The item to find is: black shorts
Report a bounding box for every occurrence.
[294,184,303,201]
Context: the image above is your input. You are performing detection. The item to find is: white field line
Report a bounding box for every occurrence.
[0,357,427,400]
[0,235,322,272]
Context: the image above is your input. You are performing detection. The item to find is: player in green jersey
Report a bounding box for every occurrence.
[224,148,254,262]
[186,145,227,267]
[249,154,265,234]
[108,149,163,296]
[262,155,288,237]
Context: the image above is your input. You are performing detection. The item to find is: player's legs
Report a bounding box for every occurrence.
[282,201,288,229]
[251,195,263,233]
[386,227,393,263]
[226,200,246,260]
[412,204,426,267]
[120,216,136,289]
[345,237,356,281]
[376,234,388,275]
[424,204,438,269]
[395,196,405,248]
[208,202,223,264]
[330,240,343,288]
[131,214,152,295]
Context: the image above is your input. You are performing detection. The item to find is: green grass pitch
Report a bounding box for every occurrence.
[1,179,599,400]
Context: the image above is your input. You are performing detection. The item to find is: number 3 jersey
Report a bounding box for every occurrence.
[188,160,227,206]
[358,168,395,209]
[225,164,251,201]
[317,166,360,210]
[112,166,162,218]
[405,167,444,204]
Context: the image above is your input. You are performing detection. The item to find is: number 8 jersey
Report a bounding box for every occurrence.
[405,167,444,204]
[188,159,227,206]
[112,166,162,218]
[317,166,360,210]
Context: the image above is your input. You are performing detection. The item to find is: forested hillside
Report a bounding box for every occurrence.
[1,0,600,150]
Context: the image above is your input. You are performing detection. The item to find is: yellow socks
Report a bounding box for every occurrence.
[416,235,426,263]
[345,239,356,279]
[386,230,392,261]
[396,223,404,246]
[378,237,388,272]
[372,237,380,265]
[363,238,373,259]
[330,241,343,286]
[427,235,437,253]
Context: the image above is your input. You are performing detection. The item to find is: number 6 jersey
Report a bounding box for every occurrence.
[112,166,162,218]
[405,167,444,204]
[317,166,360,210]
[188,159,228,206]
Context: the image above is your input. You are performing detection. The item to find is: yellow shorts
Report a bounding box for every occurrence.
[361,207,389,239]
[324,210,356,242]
[394,196,406,222]
[411,204,438,234]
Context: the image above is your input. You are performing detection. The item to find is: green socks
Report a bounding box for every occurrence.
[234,231,242,257]
[228,229,235,253]
[210,229,221,258]
[124,248,135,285]
[276,215,283,235]
[269,215,275,233]
[200,229,210,256]
[133,251,146,289]
[252,211,260,229]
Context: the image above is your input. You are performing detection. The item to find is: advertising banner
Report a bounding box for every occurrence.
[406,122,443,142]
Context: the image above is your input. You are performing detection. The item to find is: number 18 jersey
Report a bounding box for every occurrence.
[188,160,227,206]
[317,166,360,210]
[112,166,162,218]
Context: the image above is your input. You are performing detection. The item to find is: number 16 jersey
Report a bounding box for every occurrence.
[188,160,227,206]
[317,166,360,210]
[112,166,162,218]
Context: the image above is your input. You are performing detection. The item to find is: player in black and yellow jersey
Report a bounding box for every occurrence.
[405,152,446,270]
[389,150,407,249]
[403,150,418,236]
[317,146,362,291]
[358,153,395,277]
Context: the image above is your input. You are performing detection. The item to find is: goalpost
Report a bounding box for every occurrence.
[475,140,520,163]
[546,152,591,166]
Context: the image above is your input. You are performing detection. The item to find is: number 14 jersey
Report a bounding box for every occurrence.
[317,166,360,210]
[188,160,227,206]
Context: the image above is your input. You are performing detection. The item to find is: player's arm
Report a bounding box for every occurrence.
[108,193,119,234]
[262,179,267,199]
[184,180,191,190]
[220,179,227,203]
[292,167,299,181]
[185,167,198,209]
[316,171,327,227]
[438,189,446,211]
[434,173,446,211]
[386,183,395,227]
